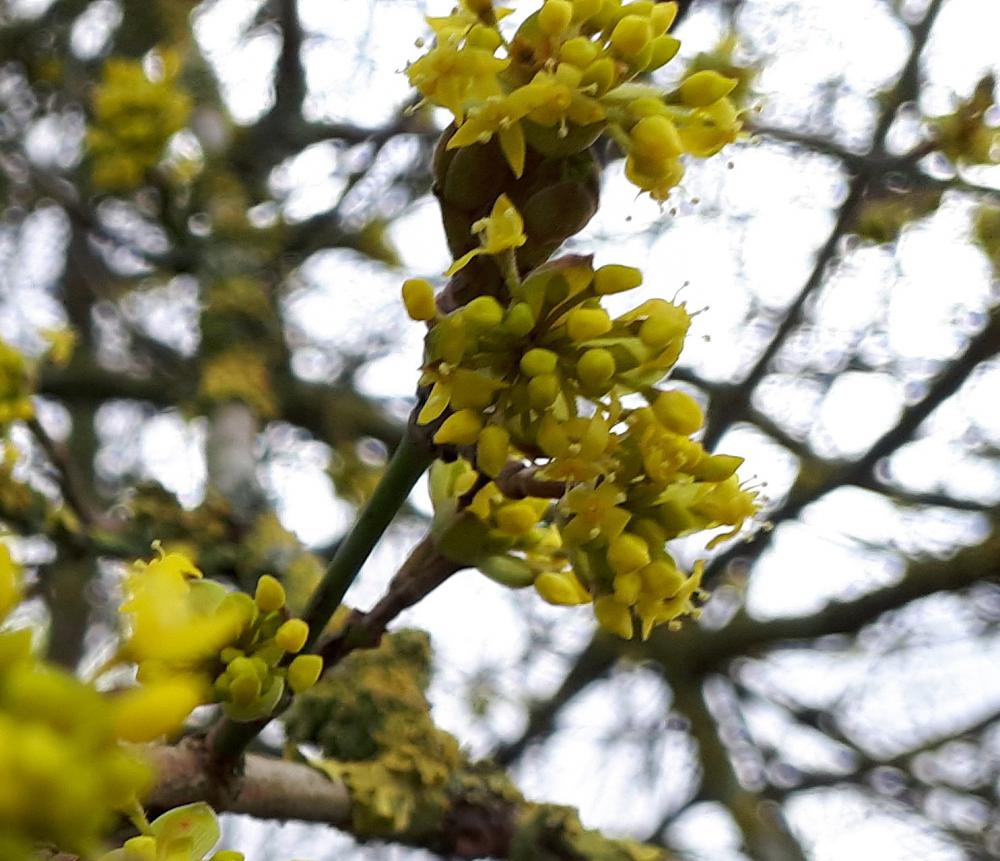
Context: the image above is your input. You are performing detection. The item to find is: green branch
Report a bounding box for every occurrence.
[301,431,433,651]
[208,430,433,767]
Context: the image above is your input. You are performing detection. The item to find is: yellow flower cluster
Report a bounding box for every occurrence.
[0,548,151,858]
[87,51,191,191]
[0,340,35,426]
[116,547,323,733]
[408,0,740,199]
[99,802,243,861]
[406,207,758,639]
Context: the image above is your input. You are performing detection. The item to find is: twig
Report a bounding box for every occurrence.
[26,416,98,530]
[207,429,433,768]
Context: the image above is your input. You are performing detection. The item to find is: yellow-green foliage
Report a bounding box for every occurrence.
[198,347,278,417]
[287,630,462,841]
[87,51,192,191]
[974,204,1000,277]
[930,74,1000,167]
[0,340,34,426]
[201,278,283,359]
[853,188,943,244]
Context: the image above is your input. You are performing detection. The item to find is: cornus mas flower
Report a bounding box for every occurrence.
[407,0,741,200]
[405,203,759,640]
[114,546,324,732]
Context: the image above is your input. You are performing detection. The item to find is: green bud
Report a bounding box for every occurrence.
[528,373,561,409]
[576,348,616,389]
[520,348,559,377]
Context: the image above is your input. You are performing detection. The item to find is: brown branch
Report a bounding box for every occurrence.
[662,672,808,861]
[701,0,947,452]
[137,735,677,861]
[493,462,565,500]
[319,535,462,665]
[496,526,1000,765]
[146,737,351,824]
[26,416,100,530]
[708,306,1000,586]
[271,0,306,128]
[493,634,620,766]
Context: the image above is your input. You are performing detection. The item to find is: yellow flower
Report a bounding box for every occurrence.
[111,676,207,742]
[535,570,591,605]
[561,482,630,545]
[120,546,243,669]
[407,43,509,122]
[537,413,614,482]
[675,97,740,157]
[445,194,527,275]
[447,95,531,177]
[417,366,506,425]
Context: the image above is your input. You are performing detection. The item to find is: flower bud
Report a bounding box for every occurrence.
[607,533,650,575]
[528,373,561,409]
[560,36,600,68]
[645,35,681,72]
[570,0,602,21]
[649,1,678,34]
[613,570,642,604]
[229,672,262,706]
[577,348,616,388]
[521,347,559,377]
[255,575,286,612]
[288,654,324,693]
[566,307,612,341]
[680,70,738,107]
[630,115,682,161]
[275,619,309,653]
[401,278,436,321]
[610,15,652,57]
[580,57,617,97]
[463,295,504,328]
[477,425,510,477]
[496,502,540,536]
[594,595,633,638]
[539,0,573,35]
[652,390,703,435]
[641,560,686,600]
[594,264,642,295]
[535,571,591,605]
[505,302,536,336]
[467,24,502,51]
[639,302,689,348]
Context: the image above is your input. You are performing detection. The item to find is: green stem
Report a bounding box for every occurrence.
[208,431,432,767]
[302,431,432,650]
